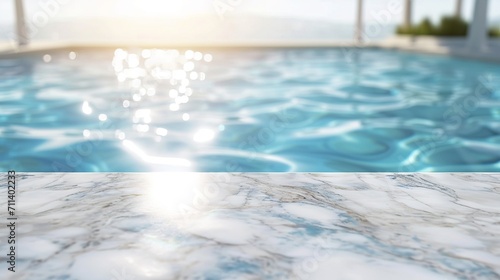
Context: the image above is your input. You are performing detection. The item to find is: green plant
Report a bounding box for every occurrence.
[489,27,500,37]
[396,25,411,35]
[415,18,436,35]
[395,17,440,36]
[396,16,500,37]
[436,16,467,36]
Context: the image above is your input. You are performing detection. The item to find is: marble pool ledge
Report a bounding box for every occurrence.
[0,172,499,280]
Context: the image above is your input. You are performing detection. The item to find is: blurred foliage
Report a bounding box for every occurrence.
[417,18,436,35]
[489,27,500,37]
[396,16,500,37]
[437,16,468,36]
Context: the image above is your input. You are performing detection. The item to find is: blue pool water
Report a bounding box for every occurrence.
[1,48,500,171]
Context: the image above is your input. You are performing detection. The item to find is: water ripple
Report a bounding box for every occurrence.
[1,48,500,171]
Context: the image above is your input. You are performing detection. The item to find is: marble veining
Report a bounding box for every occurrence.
[1,173,499,279]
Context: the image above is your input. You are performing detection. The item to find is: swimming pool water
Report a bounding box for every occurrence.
[1,48,500,171]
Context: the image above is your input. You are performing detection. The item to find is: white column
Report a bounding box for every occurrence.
[14,0,29,46]
[467,0,489,52]
[404,0,412,29]
[455,0,463,18]
[355,0,363,44]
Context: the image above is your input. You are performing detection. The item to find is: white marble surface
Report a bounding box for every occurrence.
[1,173,499,279]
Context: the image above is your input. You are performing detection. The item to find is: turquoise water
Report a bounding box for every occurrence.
[1,48,500,171]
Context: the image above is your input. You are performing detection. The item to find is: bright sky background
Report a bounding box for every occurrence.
[1,0,499,24]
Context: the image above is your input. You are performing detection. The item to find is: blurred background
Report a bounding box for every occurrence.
[1,0,500,45]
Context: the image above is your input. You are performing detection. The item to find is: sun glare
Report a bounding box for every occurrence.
[143,173,206,219]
